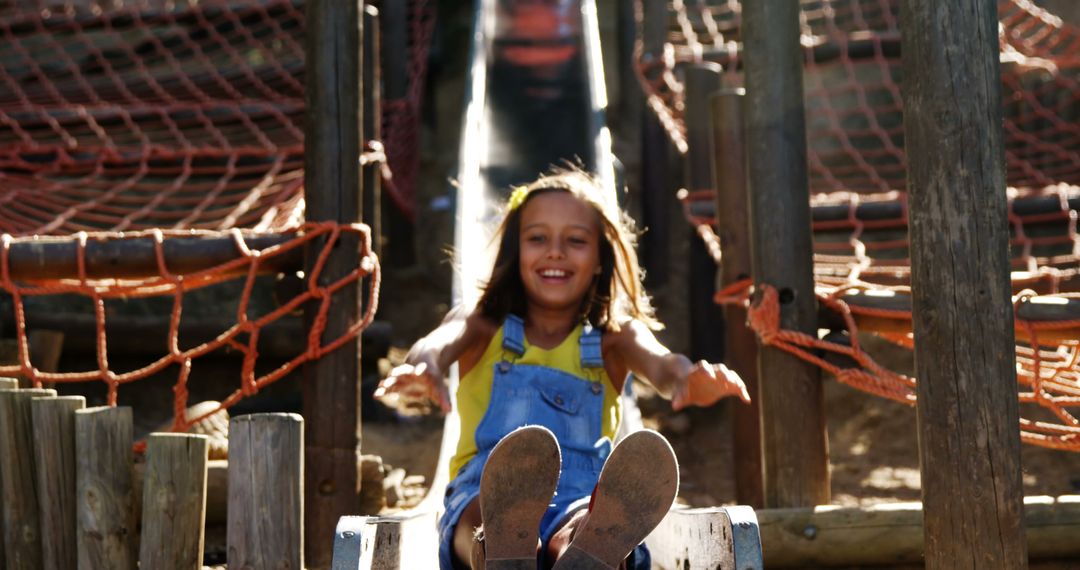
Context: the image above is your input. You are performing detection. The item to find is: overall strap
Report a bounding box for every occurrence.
[579,323,603,368]
[501,314,526,357]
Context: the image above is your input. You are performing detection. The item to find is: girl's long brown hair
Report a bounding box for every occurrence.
[476,169,660,331]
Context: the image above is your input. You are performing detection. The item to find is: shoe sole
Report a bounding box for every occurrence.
[552,429,678,569]
[480,425,561,566]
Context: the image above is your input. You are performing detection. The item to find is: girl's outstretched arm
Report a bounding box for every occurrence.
[613,320,750,410]
[374,304,492,412]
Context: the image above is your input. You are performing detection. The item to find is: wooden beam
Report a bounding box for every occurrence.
[742,0,828,508]
[75,406,136,570]
[757,496,1080,567]
[901,0,1028,566]
[227,414,304,569]
[303,0,364,567]
[0,388,55,569]
[0,233,297,281]
[712,88,763,508]
[139,434,209,570]
[31,395,85,570]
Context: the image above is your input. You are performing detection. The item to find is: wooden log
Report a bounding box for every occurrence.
[684,63,727,363]
[901,0,1028,566]
[75,406,136,570]
[0,378,12,566]
[227,413,303,570]
[31,395,85,570]
[363,4,383,262]
[0,233,297,281]
[712,88,764,508]
[304,0,365,566]
[0,388,55,569]
[742,0,828,508]
[757,495,1080,567]
[138,434,208,570]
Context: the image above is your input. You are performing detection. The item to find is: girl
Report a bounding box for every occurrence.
[375,169,749,569]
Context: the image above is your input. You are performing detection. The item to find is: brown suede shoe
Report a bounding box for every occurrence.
[552,429,678,569]
[480,426,561,569]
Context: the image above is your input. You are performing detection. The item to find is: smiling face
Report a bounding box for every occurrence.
[518,191,602,316]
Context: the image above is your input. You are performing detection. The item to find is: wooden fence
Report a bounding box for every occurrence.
[0,379,306,570]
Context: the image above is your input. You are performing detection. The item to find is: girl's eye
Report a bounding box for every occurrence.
[527,234,546,243]
[568,236,589,246]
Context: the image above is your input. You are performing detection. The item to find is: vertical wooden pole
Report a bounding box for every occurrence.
[684,63,726,362]
[363,5,383,261]
[712,89,764,508]
[31,395,85,570]
[304,0,363,567]
[139,433,208,570]
[379,0,415,265]
[0,387,55,569]
[0,377,15,567]
[75,406,136,570]
[900,0,1027,567]
[228,414,304,570]
[742,0,829,508]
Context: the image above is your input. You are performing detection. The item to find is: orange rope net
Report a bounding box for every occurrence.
[0,0,424,433]
[652,1,1080,451]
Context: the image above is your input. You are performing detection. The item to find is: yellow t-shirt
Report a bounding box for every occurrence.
[449,323,622,479]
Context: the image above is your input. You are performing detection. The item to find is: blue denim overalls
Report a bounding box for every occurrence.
[437,315,611,568]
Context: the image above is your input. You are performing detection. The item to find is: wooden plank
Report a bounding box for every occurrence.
[901,0,1028,566]
[742,0,828,508]
[757,495,1080,567]
[31,395,85,570]
[0,388,55,569]
[75,406,136,570]
[712,88,764,508]
[303,0,364,567]
[227,413,304,570]
[139,433,208,570]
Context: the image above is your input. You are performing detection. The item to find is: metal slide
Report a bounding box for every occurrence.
[331,1,759,567]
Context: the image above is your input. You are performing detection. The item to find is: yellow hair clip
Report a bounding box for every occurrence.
[507,185,529,211]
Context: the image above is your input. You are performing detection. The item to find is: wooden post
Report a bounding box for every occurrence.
[379,0,416,265]
[139,434,208,570]
[684,63,726,363]
[75,406,136,570]
[228,414,303,570]
[900,0,1028,566]
[304,0,363,567]
[363,5,383,261]
[27,329,64,388]
[0,387,55,569]
[0,376,12,568]
[742,0,829,508]
[31,395,85,570]
[712,89,764,508]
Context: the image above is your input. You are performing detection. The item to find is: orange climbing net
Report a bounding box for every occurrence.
[649,0,1080,451]
[0,0,437,431]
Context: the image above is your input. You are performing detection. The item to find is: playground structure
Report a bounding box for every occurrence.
[2,0,1080,569]
[638,0,1080,565]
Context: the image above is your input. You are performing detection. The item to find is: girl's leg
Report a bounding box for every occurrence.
[451,499,484,568]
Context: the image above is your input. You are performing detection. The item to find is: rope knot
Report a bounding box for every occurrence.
[747,284,781,345]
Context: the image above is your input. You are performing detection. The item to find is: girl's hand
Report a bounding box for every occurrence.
[373,362,452,414]
[671,361,750,411]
